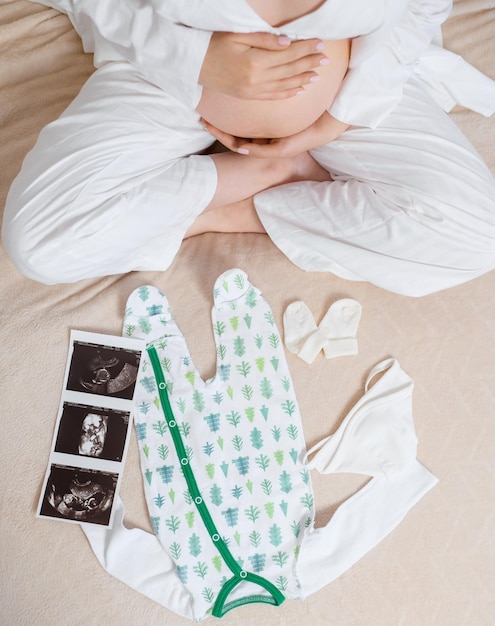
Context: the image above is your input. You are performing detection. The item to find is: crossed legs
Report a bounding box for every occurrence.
[2,61,329,283]
[4,63,494,294]
[186,150,330,237]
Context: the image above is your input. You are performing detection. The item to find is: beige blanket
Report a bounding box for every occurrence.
[1,1,494,624]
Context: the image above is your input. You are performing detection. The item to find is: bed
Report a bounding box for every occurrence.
[1,1,494,624]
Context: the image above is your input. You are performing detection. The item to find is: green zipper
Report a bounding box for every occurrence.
[147,345,285,618]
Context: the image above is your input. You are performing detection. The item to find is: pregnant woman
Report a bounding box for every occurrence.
[3,0,495,295]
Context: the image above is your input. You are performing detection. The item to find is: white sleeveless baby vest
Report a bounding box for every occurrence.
[82,269,437,621]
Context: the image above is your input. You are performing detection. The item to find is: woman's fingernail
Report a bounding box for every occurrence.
[238,148,250,155]
[320,57,330,65]
[316,41,325,51]
[278,35,291,45]
[296,88,305,95]
[310,75,320,83]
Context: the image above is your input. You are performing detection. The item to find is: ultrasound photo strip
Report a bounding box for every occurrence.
[37,330,145,528]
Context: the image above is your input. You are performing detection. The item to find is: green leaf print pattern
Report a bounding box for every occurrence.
[272,551,289,568]
[152,421,167,437]
[269,524,283,547]
[232,435,243,451]
[203,442,215,456]
[233,273,245,290]
[126,271,316,617]
[170,542,181,560]
[212,556,223,572]
[245,505,261,523]
[260,377,273,399]
[250,427,263,450]
[202,587,215,603]
[234,336,246,357]
[189,534,202,557]
[165,515,181,533]
[226,410,241,428]
[193,562,208,579]
[236,361,251,378]
[193,390,205,412]
[214,321,226,337]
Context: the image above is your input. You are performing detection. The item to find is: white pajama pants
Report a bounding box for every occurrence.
[3,61,495,295]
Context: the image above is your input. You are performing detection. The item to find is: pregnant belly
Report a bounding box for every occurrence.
[197,38,350,139]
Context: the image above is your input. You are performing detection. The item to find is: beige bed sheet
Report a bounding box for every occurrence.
[1,1,494,624]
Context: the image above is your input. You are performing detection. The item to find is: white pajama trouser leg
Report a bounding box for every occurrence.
[2,62,217,284]
[255,77,495,296]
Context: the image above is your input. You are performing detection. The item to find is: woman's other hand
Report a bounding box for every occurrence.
[199,32,328,100]
[201,112,349,158]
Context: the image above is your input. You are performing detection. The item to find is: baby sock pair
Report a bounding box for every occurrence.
[283,299,362,364]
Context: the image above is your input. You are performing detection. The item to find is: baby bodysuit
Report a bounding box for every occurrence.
[82,269,437,621]
[124,269,315,617]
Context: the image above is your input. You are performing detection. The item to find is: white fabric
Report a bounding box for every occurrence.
[121,270,314,618]
[322,299,362,359]
[283,299,362,364]
[298,357,437,595]
[256,76,495,296]
[297,460,436,597]
[3,62,217,283]
[81,271,437,620]
[27,0,212,110]
[305,359,418,477]
[33,0,492,127]
[298,298,362,363]
[283,301,319,357]
[2,0,495,295]
[82,497,195,621]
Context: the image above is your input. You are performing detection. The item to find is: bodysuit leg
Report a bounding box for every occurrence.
[255,77,495,296]
[2,62,217,284]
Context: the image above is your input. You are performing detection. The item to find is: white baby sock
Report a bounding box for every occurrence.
[284,299,362,363]
[320,298,362,359]
[283,301,318,355]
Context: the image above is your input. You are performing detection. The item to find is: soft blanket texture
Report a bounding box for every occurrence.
[1,1,494,624]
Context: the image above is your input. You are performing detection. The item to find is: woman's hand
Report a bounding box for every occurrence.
[202,112,350,158]
[199,32,329,100]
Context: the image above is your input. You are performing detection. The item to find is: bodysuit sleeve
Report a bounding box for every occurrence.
[31,0,211,109]
[329,0,453,128]
[81,497,195,620]
[296,358,438,597]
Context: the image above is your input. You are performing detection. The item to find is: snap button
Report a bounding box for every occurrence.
[212,534,220,542]
[158,382,166,389]
[181,458,189,465]
[239,571,247,579]
[195,496,203,504]
[169,420,176,428]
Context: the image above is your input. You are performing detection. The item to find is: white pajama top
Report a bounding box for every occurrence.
[41,0,495,126]
[9,0,494,292]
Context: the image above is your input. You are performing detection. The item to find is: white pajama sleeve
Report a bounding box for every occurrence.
[330,0,453,128]
[31,0,211,109]
[81,497,195,620]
